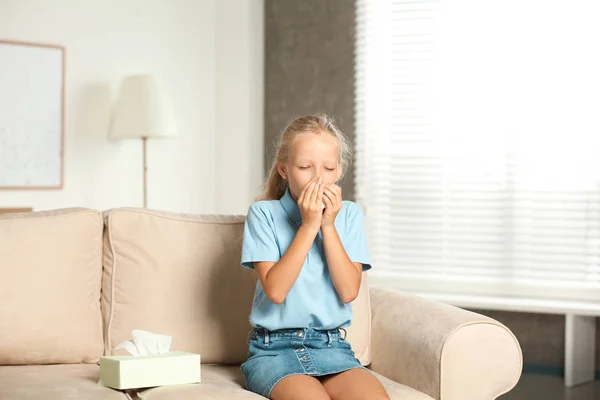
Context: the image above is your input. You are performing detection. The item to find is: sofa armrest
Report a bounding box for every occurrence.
[369,286,522,400]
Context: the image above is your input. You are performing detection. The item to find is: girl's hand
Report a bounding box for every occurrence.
[298,177,324,230]
[322,184,342,228]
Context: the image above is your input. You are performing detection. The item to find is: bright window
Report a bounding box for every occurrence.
[354,0,600,301]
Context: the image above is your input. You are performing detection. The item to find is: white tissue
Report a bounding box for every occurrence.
[116,330,172,356]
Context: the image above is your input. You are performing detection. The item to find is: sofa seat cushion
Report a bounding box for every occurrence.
[0,364,127,400]
[134,365,263,399]
[0,363,434,400]
[133,365,434,400]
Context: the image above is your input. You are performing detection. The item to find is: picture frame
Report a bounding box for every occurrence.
[0,40,65,190]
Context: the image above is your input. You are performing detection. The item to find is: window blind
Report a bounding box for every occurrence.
[354,0,600,302]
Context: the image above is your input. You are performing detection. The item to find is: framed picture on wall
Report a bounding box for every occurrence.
[0,40,65,190]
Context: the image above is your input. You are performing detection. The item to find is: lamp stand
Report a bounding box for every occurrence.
[142,136,148,208]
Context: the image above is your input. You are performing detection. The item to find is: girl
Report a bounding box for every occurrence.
[240,114,390,400]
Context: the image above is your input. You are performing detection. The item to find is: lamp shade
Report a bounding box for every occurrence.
[109,75,177,140]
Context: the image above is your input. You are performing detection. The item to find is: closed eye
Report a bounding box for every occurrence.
[325,168,335,171]
[298,166,311,170]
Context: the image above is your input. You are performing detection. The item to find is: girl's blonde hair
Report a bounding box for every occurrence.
[258,114,352,201]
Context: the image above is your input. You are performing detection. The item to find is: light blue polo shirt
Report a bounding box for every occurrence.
[241,188,371,331]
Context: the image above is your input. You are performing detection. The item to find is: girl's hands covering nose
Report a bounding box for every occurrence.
[322,184,342,228]
[298,177,325,230]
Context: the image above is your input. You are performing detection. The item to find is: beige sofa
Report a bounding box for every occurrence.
[0,208,523,399]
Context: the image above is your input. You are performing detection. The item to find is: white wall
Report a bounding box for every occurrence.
[215,0,264,215]
[0,0,264,215]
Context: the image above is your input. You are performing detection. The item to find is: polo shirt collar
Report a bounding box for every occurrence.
[280,187,302,223]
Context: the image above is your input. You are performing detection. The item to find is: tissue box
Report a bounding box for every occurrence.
[99,351,201,390]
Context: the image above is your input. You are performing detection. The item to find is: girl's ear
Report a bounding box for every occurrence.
[277,162,288,180]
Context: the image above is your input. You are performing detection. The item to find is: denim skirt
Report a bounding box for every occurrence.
[240,327,365,398]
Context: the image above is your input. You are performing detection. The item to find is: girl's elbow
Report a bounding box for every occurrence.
[270,294,286,305]
[341,289,359,304]
[265,288,286,304]
[341,276,362,303]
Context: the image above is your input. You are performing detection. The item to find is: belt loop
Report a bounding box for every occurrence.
[340,328,347,340]
[264,330,270,346]
[327,330,332,347]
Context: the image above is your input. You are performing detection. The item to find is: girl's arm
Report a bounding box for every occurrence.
[255,177,324,304]
[322,184,362,303]
[321,225,362,303]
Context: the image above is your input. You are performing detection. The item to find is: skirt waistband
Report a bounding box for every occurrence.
[250,327,347,342]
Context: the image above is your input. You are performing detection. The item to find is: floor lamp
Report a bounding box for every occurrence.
[109,75,177,208]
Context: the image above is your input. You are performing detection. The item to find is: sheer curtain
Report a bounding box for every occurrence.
[354,0,600,302]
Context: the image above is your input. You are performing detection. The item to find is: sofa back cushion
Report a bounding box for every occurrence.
[102,208,372,365]
[0,208,104,364]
